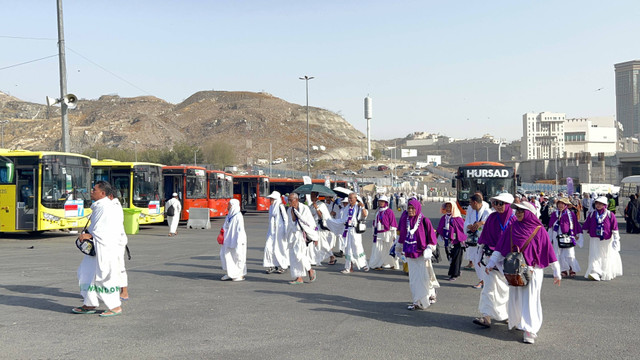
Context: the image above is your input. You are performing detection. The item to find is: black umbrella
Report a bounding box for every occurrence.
[292,184,337,197]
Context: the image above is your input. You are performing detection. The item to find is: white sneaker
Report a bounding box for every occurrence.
[220,275,231,281]
[523,331,537,344]
[232,277,245,282]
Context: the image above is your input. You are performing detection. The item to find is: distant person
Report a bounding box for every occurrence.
[325,196,341,265]
[165,193,181,237]
[220,199,247,282]
[463,193,491,289]
[581,192,591,220]
[263,191,289,274]
[606,194,616,214]
[286,193,318,284]
[548,198,583,278]
[624,195,640,233]
[73,181,123,317]
[437,201,466,281]
[324,193,369,274]
[369,195,398,270]
[582,197,622,281]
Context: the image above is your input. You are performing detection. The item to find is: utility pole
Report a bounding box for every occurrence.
[57,0,70,152]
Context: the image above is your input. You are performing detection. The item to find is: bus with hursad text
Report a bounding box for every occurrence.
[452,161,517,214]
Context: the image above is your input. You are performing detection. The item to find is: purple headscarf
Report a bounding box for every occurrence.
[398,199,436,258]
[495,210,557,268]
[478,203,514,249]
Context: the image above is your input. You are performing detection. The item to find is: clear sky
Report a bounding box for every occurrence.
[1,1,639,141]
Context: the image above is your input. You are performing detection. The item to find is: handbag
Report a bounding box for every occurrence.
[503,226,540,287]
[431,242,441,263]
[75,221,96,256]
[465,231,478,247]
[557,234,574,248]
[217,228,225,245]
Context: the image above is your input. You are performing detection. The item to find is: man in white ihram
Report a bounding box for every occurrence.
[73,181,123,317]
[165,192,182,237]
[286,193,318,284]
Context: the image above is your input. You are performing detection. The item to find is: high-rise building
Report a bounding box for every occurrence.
[615,60,640,137]
[521,112,565,160]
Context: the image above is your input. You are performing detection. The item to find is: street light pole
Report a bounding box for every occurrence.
[0,120,8,148]
[56,0,70,152]
[131,141,138,162]
[299,75,314,176]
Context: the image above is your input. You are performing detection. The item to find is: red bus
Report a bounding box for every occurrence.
[233,175,269,211]
[208,170,233,217]
[162,166,208,220]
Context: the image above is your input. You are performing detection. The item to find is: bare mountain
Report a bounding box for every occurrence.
[0,90,373,162]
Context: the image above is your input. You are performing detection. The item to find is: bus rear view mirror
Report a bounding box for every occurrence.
[52,163,60,176]
[451,179,456,188]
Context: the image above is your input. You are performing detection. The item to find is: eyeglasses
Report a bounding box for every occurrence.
[492,201,505,206]
[515,209,525,213]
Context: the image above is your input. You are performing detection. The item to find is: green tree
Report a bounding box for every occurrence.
[202,141,236,169]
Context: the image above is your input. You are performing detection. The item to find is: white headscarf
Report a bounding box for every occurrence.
[268,192,283,218]
[226,199,241,224]
[445,200,461,218]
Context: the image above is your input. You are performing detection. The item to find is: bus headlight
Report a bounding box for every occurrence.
[43,213,61,222]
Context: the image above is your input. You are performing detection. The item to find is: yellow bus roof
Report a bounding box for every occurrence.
[91,159,164,167]
[0,149,91,159]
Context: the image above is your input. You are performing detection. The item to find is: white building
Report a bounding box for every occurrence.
[521,112,566,160]
[564,117,618,157]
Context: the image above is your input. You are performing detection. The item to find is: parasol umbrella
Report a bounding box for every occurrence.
[331,186,353,198]
[293,184,337,197]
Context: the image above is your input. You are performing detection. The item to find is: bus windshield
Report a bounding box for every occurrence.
[132,165,163,207]
[458,177,514,203]
[186,171,206,199]
[41,155,91,208]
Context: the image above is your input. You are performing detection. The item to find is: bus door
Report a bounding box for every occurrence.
[111,169,130,207]
[244,181,257,210]
[163,174,183,205]
[16,167,36,230]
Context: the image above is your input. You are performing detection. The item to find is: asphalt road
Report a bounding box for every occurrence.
[0,203,638,359]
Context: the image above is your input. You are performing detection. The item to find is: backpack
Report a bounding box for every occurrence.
[503,225,541,287]
[166,203,175,217]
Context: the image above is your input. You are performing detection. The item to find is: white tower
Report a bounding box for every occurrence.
[364,96,372,159]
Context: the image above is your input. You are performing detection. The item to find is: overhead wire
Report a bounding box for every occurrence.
[0,54,58,71]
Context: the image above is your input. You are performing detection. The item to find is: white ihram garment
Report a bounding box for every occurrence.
[326,204,368,270]
[220,202,247,279]
[478,269,509,321]
[77,197,122,310]
[407,248,439,308]
[166,197,182,234]
[263,201,289,269]
[309,201,333,265]
[287,204,318,279]
[111,198,128,288]
[463,202,492,282]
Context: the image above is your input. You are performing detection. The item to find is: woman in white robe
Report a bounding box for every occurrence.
[582,197,623,281]
[286,193,319,284]
[263,191,289,273]
[369,195,398,270]
[220,199,247,281]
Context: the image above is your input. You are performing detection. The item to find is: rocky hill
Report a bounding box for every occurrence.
[0,90,375,163]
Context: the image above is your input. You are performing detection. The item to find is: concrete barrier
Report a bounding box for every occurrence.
[186,208,211,230]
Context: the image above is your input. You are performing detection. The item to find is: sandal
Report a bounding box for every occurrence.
[473,317,491,328]
[561,271,569,278]
[328,257,337,265]
[99,309,122,317]
[340,269,352,274]
[71,306,96,314]
[288,280,304,285]
[569,271,576,278]
[407,304,424,311]
[309,270,317,282]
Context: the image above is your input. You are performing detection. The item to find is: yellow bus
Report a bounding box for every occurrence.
[0,150,92,233]
[91,159,164,224]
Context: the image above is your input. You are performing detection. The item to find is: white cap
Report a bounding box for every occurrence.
[489,192,514,204]
[378,195,389,202]
[341,197,349,203]
[512,201,537,215]
[172,192,178,197]
[267,191,281,199]
[595,196,608,205]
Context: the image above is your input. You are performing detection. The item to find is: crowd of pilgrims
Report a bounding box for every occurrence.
[217,188,624,345]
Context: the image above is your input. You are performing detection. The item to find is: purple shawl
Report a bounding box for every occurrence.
[436,214,467,245]
[548,209,582,237]
[478,204,514,249]
[374,207,397,233]
[495,210,557,268]
[398,199,436,258]
[582,208,618,240]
